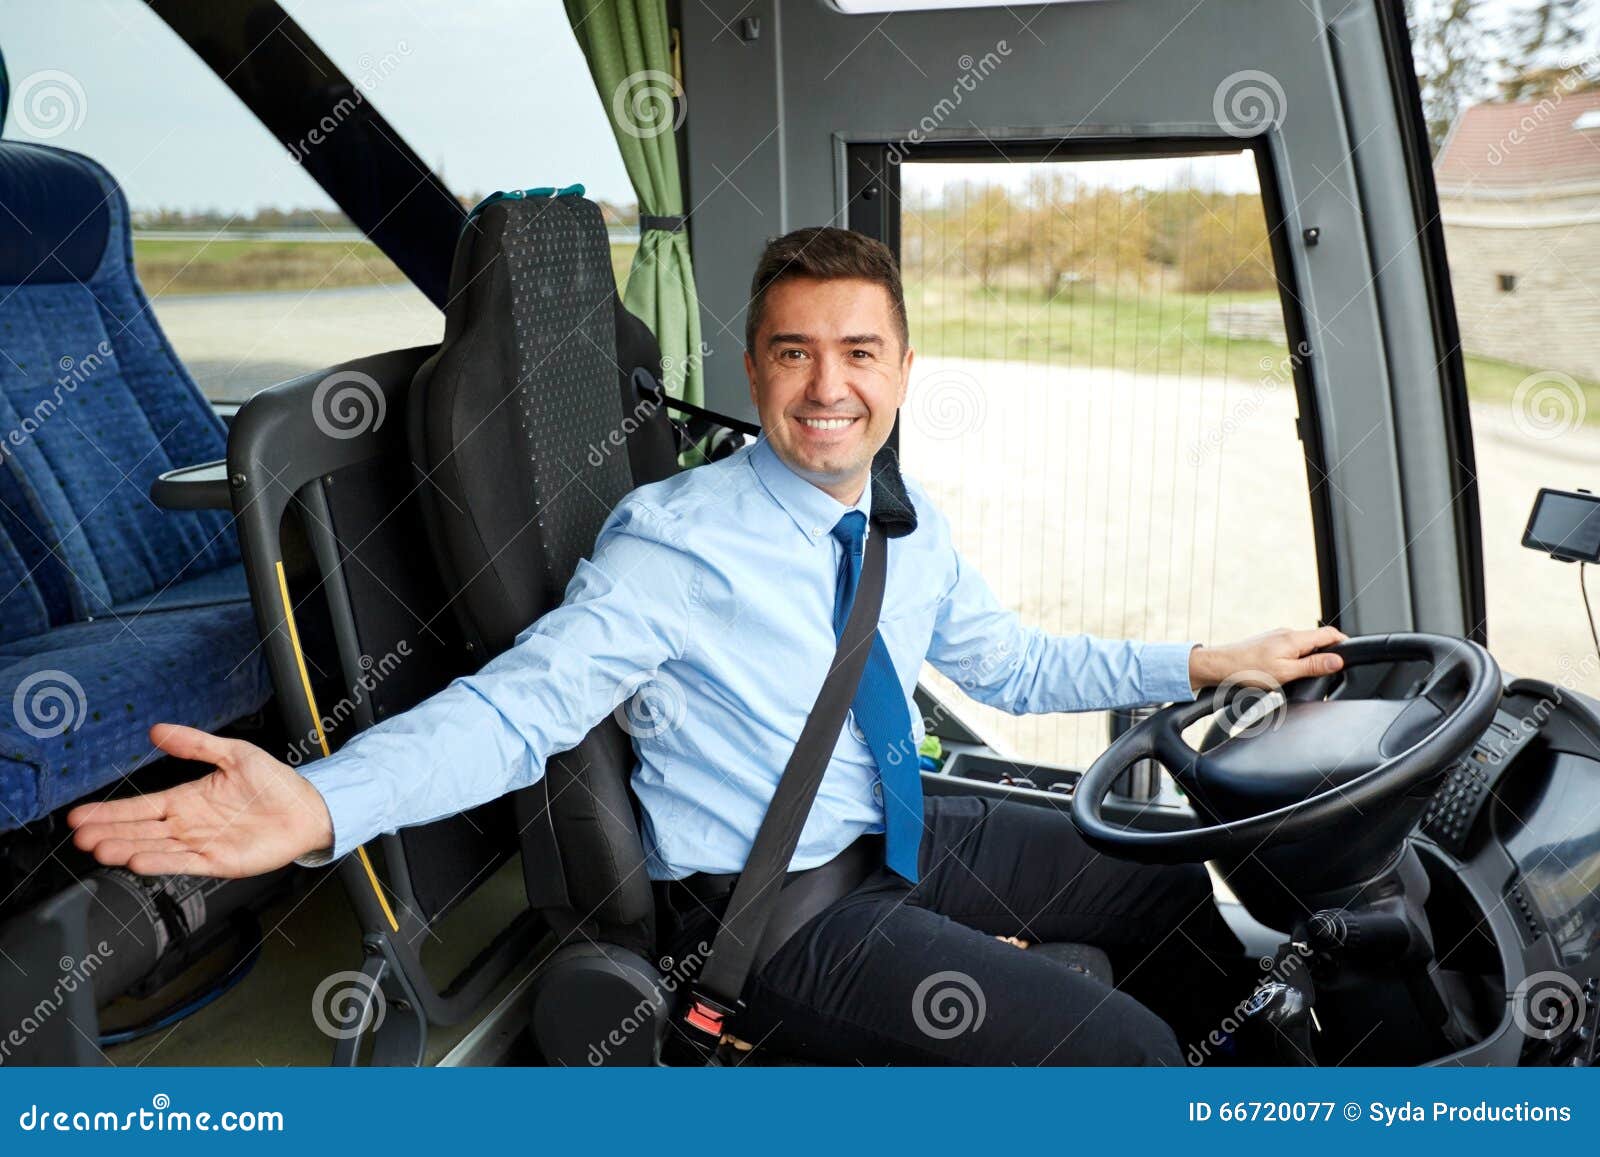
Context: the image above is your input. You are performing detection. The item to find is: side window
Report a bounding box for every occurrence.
[1433,89,1600,701]
[0,2,441,402]
[1,2,635,403]
[898,150,1323,769]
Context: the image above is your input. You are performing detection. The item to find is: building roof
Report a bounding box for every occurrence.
[1435,89,1600,192]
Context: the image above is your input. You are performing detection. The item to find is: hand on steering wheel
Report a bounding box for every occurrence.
[1071,634,1501,864]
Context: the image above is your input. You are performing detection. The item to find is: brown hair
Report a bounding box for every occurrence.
[744,226,908,353]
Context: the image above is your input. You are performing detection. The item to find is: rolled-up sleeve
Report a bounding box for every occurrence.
[295,499,695,862]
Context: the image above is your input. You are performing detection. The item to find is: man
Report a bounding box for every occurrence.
[70,226,1344,1065]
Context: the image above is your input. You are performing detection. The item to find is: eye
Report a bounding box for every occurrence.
[778,347,807,361]
[850,348,874,360]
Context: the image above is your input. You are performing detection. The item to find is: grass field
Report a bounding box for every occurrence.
[134,236,640,298]
[904,276,1600,425]
[133,235,1596,421]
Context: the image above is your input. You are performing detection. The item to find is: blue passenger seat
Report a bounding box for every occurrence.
[0,61,270,831]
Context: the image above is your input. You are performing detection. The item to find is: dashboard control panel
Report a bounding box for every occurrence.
[1419,708,1539,857]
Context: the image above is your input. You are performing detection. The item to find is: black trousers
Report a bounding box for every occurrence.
[661,794,1244,1066]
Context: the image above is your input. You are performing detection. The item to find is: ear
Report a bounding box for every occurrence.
[744,350,758,410]
[897,345,914,407]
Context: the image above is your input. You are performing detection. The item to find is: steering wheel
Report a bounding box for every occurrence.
[1070,634,1501,864]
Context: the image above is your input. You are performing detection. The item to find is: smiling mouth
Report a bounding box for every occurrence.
[795,415,861,431]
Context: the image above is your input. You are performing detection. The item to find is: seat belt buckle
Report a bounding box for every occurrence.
[682,990,742,1039]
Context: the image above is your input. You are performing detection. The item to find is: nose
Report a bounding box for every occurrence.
[805,351,852,410]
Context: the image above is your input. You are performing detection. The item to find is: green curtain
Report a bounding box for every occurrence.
[565,0,704,407]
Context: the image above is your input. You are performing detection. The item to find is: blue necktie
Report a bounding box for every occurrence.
[831,511,922,882]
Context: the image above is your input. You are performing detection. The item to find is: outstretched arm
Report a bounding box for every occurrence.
[925,538,1344,713]
[70,499,694,876]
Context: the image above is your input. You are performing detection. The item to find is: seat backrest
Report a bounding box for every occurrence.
[0,138,236,631]
[407,191,677,953]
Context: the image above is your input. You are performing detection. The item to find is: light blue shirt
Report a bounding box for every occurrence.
[298,438,1198,877]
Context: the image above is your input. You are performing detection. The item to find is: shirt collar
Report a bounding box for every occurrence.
[749,437,873,547]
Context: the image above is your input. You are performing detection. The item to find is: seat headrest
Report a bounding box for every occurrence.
[0,143,113,286]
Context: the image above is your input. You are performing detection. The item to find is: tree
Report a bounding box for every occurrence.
[1500,0,1588,99]
[1408,0,1492,156]
[954,182,1029,290]
[1026,172,1148,299]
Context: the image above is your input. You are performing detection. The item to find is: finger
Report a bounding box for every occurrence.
[1286,651,1344,681]
[125,850,221,878]
[93,837,197,866]
[150,723,238,767]
[72,819,172,851]
[1289,625,1345,655]
[67,793,169,829]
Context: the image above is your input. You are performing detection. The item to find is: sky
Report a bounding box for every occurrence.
[0,0,635,213]
[0,0,1588,217]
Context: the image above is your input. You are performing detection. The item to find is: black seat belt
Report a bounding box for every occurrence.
[669,520,888,1064]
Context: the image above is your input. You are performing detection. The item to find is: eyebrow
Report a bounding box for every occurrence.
[765,332,884,347]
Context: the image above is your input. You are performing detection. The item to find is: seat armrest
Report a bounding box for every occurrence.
[151,459,231,511]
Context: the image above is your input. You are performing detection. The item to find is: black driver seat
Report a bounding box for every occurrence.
[408,190,684,1063]
[408,191,1112,1065]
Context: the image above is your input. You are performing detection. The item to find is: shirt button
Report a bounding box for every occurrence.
[811,526,823,537]
[872,781,884,803]
[847,709,866,743]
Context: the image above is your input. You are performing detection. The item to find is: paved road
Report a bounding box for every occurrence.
[153,289,1598,767]
[898,354,1600,767]
[152,284,442,403]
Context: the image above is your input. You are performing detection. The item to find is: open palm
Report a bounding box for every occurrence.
[68,724,334,878]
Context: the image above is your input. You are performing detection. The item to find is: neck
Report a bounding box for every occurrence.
[812,472,868,506]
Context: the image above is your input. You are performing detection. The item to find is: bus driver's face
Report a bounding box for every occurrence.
[745,276,913,504]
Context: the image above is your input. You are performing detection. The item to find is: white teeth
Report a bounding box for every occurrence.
[798,417,856,430]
